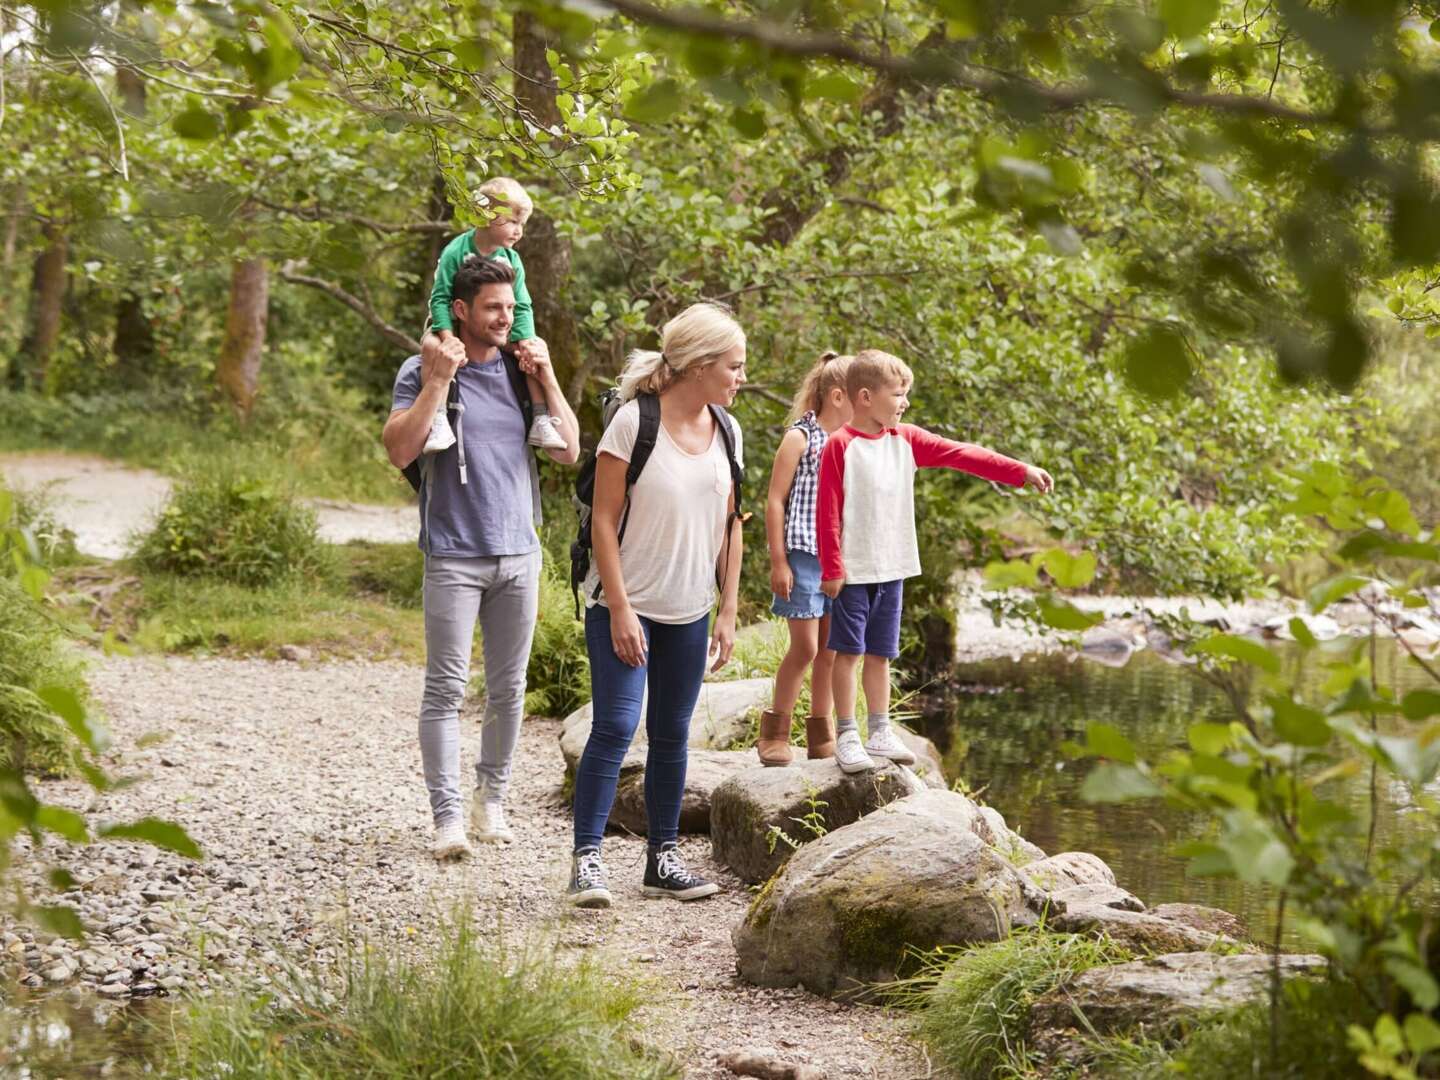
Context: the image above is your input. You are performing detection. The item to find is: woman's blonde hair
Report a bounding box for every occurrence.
[786,351,853,423]
[618,302,746,401]
[475,177,533,224]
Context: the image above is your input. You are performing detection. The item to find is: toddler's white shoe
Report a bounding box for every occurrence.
[864,726,917,765]
[423,406,456,455]
[834,729,877,774]
[431,822,472,861]
[527,414,568,451]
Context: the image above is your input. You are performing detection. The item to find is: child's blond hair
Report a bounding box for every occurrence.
[787,351,853,423]
[475,177,533,224]
[618,302,746,401]
[847,349,913,398]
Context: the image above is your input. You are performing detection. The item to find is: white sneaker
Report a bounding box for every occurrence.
[423,406,456,455]
[527,414,568,451]
[470,786,514,844]
[431,822,472,861]
[865,726,917,765]
[834,729,877,774]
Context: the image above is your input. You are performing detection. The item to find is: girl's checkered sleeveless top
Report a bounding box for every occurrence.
[783,411,827,556]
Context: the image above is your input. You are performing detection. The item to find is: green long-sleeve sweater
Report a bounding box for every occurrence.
[427,230,534,341]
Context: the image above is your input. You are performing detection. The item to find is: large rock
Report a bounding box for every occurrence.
[710,759,924,884]
[1047,904,1222,953]
[895,724,948,789]
[733,789,1049,998]
[1149,903,1248,941]
[1048,883,1145,912]
[558,677,772,776]
[1029,952,1327,1038]
[1021,851,1115,892]
[611,750,755,835]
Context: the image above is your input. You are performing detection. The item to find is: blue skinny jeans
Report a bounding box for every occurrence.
[572,605,710,851]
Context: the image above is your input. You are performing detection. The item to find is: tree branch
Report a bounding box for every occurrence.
[592,0,1393,133]
[278,261,419,352]
[251,197,454,235]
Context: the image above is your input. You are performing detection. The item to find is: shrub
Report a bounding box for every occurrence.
[0,576,90,775]
[133,471,333,588]
[885,929,1133,1080]
[0,481,79,571]
[164,919,678,1080]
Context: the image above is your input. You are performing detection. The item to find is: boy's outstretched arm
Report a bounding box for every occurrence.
[902,425,1052,491]
[816,435,847,596]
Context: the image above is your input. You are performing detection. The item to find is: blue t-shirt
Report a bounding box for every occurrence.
[391,352,541,558]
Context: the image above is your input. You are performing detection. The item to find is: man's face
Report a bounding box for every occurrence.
[862,377,911,428]
[453,283,515,347]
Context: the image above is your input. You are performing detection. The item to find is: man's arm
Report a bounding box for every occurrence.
[382,351,464,469]
[521,338,580,465]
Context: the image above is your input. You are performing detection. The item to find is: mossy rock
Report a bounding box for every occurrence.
[610,749,754,835]
[733,788,1050,998]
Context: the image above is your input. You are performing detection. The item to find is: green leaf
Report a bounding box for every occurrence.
[1386,958,1440,1011]
[172,104,222,140]
[1160,0,1220,38]
[1085,722,1137,764]
[35,805,90,844]
[1187,722,1233,755]
[1035,595,1104,631]
[806,74,863,103]
[1223,822,1294,886]
[49,868,78,891]
[1288,617,1317,648]
[1123,326,1192,399]
[1175,840,1231,877]
[1401,690,1440,721]
[1080,762,1159,802]
[1192,633,1281,674]
[1404,1013,1440,1056]
[37,685,108,753]
[625,78,681,123]
[1306,573,1368,614]
[32,905,85,939]
[1039,549,1098,589]
[1270,697,1332,747]
[99,818,203,860]
[984,558,1040,589]
[730,108,767,139]
[18,564,48,600]
[1431,18,1440,42]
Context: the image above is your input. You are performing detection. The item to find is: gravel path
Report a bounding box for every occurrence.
[0,453,415,558]
[5,654,925,1079]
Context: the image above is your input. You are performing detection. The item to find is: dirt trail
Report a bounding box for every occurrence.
[0,452,415,558]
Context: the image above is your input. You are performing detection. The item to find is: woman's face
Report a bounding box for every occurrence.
[696,342,747,407]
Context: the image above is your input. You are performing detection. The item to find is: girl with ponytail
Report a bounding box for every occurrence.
[755,351,854,767]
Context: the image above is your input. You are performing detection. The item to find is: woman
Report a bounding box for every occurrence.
[568,302,746,908]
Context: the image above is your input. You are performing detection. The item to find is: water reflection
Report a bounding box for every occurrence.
[0,993,165,1077]
[917,639,1436,938]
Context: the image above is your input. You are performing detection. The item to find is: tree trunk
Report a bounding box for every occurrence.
[14,222,67,390]
[513,12,585,406]
[111,66,157,381]
[216,257,269,418]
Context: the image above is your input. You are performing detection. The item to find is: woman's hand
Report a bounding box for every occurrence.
[770,559,794,600]
[611,604,647,668]
[710,609,737,672]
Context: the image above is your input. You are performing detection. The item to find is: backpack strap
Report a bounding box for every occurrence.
[707,404,743,513]
[627,393,662,488]
[499,345,535,435]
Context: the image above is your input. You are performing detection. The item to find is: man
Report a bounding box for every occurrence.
[384,255,581,860]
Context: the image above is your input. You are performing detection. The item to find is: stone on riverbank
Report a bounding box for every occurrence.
[733,789,1048,997]
[1028,952,1327,1039]
[1046,903,1223,953]
[1020,851,1116,892]
[558,678,772,778]
[710,759,924,884]
[611,750,756,834]
[1149,903,1249,940]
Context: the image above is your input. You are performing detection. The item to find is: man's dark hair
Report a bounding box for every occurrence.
[452,254,516,305]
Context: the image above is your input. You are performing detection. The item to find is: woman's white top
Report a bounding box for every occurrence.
[583,399,743,624]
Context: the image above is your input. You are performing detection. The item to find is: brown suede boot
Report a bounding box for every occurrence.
[757,709,794,767]
[806,715,837,759]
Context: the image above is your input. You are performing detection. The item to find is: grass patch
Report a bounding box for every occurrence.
[341,540,425,608]
[163,919,678,1080]
[884,929,1133,1080]
[0,576,92,775]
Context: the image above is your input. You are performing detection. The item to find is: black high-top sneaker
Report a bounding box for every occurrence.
[567,847,613,909]
[642,842,720,901]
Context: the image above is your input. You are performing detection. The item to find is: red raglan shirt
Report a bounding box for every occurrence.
[816,424,1027,584]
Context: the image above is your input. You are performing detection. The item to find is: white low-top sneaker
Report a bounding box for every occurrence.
[470,788,514,844]
[423,407,456,455]
[431,822,472,861]
[527,414,569,450]
[864,726,917,765]
[834,729,877,774]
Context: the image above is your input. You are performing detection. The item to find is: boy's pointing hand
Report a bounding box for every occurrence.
[1024,465,1054,494]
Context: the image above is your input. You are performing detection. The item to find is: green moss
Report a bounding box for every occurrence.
[746,872,783,930]
[835,904,913,973]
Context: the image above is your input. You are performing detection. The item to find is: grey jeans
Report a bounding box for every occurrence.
[419,551,541,826]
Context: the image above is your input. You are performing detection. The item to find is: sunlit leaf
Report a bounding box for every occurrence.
[1187,722,1232,755]
[1192,633,1280,674]
[172,104,223,141]
[99,818,203,860]
[1036,595,1104,631]
[32,905,85,939]
[35,805,89,844]
[1401,690,1440,721]
[1080,762,1159,801]
[1039,549,1097,589]
[1160,0,1221,39]
[625,78,681,123]
[1085,722,1137,764]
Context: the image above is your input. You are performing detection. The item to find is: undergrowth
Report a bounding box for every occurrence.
[0,576,90,775]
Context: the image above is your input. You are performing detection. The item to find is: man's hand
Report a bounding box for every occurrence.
[420,332,466,387]
[1024,465,1054,494]
[821,576,844,599]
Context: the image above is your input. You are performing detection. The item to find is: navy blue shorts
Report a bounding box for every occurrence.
[827,579,904,658]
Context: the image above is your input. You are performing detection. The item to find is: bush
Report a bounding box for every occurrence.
[0,576,90,775]
[885,929,1133,1080]
[164,919,678,1080]
[133,471,333,588]
[0,481,80,571]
